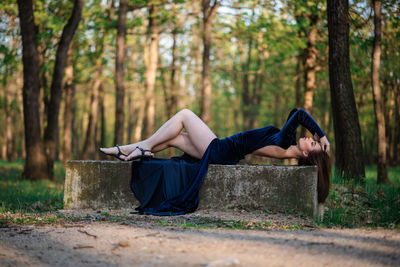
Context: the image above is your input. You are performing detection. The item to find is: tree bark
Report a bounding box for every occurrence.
[327,0,365,182]
[114,0,128,145]
[81,65,102,159]
[249,31,268,129]
[62,54,75,162]
[294,52,303,108]
[371,0,389,184]
[3,86,14,162]
[168,29,179,118]
[44,0,83,179]
[240,36,253,131]
[200,0,220,124]
[17,0,50,180]
[144,3,159,138]
[303,15,319,115]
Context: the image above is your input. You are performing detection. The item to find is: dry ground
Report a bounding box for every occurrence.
[0,210,399,267]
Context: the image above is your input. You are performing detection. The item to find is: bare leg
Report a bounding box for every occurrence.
[100,109,217,160]
[151,132,204,159]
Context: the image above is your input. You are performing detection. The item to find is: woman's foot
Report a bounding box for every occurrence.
[99,146,129,161]
[125,145,153,161]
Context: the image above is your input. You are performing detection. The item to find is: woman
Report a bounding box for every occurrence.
[100,108,331,215]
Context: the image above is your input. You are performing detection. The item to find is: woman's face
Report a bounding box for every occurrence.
[298,137,322,155]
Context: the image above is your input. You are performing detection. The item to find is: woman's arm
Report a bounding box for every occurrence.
[280,108,326,138]
[252,145,295,159]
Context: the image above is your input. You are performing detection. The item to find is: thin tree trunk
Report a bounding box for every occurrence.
[17,0,50,180]
[133,95,146,142]
[4,88,14,162]
[114,0,128,145]
[44,0,83,179]
[249,31,268,129]
[240,37,253,130]
[62,54,75,162]
[144,3,159,138]
[394,84,400,164]
[168,29,178,118]
[371,0,389,184]
[327,0,365,182]
[200,0,220,124]
[81,66,102,159]
[99,84,107,160]
[303,15,319,115]
[294,52,303,108]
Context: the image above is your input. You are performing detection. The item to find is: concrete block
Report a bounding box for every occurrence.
[64,160,139,209]
[64,160,319,217]
[199,165,318,217]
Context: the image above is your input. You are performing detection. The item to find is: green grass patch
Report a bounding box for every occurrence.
[0,160,65,213]
[321,165,400,228]
[156,217,292,230]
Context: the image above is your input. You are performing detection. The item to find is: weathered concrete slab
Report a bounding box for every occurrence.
[64,160,318,217]
[198,165,318,217]
[64,161,139,209]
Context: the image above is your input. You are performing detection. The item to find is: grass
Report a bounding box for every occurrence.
[320,165,400,228]
[0,159,65,213]
[156,217,280,230]
[0,159,399,229]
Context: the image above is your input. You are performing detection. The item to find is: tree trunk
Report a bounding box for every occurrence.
[327,0,365,182]
[44,0,83,179]
[62,55,75,162]
[394,84,400,164]
[303,15,319,115]
[371,0,389,184]
[295,52,303,107]
[200,0,220,124]
[168,29,179,118]
[144,3,159,138]
[240,37,253,131]
[81,66,102,159]
[17,0,50,180]
[114,0,128,145]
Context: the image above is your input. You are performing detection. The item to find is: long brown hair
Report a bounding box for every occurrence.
[298,151,331,203]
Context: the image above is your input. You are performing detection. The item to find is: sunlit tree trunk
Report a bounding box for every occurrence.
[200,0,220,124]
[327,0,365,182]
[3,85,14,162]
[17,0,50,180]
[294,53,303,108]
[62,54,75,162]
[44,0,83,179]
[168,29,179,118]
[114,0,128,145]
[371,0,389,184]
[240,36,253,131]
[249,31,268,129]
[394,84,400,164]
[81,65,102,159]
[144,3,159,138]
[303,15,319,115]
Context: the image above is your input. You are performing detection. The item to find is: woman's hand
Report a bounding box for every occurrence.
[319,136,330,152]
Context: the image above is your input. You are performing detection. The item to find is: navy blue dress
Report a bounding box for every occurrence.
[130,108,325,215]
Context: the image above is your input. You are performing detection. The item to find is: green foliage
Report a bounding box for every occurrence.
[320,166,400,228]
[0,160,65,212]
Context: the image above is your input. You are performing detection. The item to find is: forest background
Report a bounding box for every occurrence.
[0,0,399,184]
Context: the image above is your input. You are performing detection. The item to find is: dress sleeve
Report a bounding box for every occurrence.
[280,108,325,138]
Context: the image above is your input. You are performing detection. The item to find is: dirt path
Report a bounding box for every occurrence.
[1,210,399,267]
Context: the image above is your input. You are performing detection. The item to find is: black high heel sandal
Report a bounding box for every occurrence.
[99,145,128,161]
[128,146,154,161]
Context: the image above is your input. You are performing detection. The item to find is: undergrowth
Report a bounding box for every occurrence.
[0,160,64,213]
[318,166,400,228]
